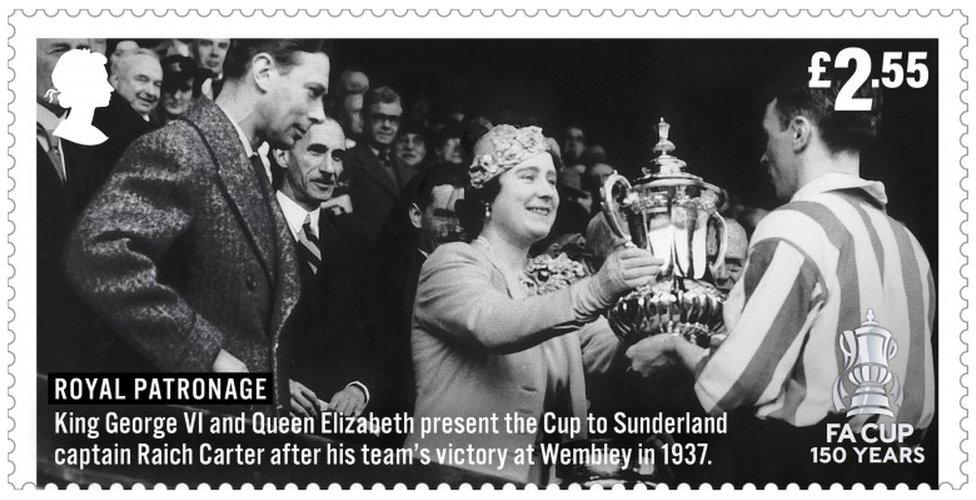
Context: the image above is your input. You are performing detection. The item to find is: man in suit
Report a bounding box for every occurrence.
[36,38,114,373]
[91,48,162,176]
[66,39,331,413]
[190,38,231,99]
[108,48,162,121]
[270,118,374,418]
[344,86,419,248]
[371,164,467,420]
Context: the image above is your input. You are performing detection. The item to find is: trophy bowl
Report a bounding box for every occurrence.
[602,118,728,346]
[606,278,725,347]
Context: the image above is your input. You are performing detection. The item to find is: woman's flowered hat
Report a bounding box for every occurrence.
[468,124,549,189]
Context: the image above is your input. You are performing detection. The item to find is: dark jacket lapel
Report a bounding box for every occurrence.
[352,145,398,197]
[396,162,419,191]
[182,99,276,285]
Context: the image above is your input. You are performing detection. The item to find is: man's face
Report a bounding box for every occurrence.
[761,100,801,201]
[562,126,586,160]
[365,101,403,149]
[712,218,748,293]
[416,184,465,252]
[194,38,230,74]
[261,51,330,150]
[341,94,364,136]
[714,257,744,293]
[112,54,162,116]
[394,132,426,167]
[282,120,346,208]
[436,137,463,165]
[37,39,106,104]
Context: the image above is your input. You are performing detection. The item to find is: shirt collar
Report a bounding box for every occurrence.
[791,172,888,207]
[217,103,256,157]
[275,191,321,240]
[216,102,273,179]
[37,102,62,132]
[369,145,391,160]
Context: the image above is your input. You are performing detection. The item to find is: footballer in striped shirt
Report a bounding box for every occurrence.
[626,70,934,434]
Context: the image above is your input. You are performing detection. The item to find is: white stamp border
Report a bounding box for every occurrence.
[3,8,970,490]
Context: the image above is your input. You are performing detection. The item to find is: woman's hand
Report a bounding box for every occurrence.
[595,247,663,297]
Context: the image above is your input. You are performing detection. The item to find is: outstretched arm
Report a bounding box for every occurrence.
[414,244,660,354]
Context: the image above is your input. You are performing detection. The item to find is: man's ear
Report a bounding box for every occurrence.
[108,73,120,90]
[249,52,276,93]
[272,148,289,169]
[408,203,423,230]
[789,116,813,153]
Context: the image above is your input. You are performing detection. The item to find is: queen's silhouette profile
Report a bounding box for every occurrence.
[44,48,114,146]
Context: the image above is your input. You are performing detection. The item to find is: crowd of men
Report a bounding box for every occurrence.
[37,38,665,420]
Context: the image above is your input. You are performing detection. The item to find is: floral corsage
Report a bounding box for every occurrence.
[522,252,589,295]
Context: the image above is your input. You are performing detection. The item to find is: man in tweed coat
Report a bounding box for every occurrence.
[66,40,331,413]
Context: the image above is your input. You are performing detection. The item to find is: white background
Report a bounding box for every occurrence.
[1,0,973,496]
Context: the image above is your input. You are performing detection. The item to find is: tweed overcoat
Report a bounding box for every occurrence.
[66,98,301,411]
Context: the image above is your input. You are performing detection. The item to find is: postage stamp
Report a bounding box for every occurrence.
[3,7,971,489]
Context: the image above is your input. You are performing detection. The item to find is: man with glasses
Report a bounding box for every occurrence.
[344,85,419,247]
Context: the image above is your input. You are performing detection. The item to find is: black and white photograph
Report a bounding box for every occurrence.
[28,34,945,488]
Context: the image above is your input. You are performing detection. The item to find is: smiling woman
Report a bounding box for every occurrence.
[406,124,664,484]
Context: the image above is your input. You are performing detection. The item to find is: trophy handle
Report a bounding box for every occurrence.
[601,172,634,246]
[708,212,729,278]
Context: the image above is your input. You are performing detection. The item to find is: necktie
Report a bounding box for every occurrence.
[379,152,399,188]
[38,123,66,183]
[296,214,321,276]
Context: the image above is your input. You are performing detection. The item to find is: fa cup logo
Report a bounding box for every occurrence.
[832,309,903,417]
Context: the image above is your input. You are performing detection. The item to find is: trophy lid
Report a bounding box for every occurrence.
[644,117,697,179]
[633,117,726,206]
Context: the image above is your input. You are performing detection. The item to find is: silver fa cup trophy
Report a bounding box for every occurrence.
[601,118,729,347]
[834,309,902,418]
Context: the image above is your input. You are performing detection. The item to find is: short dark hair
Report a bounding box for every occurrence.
[363,86,401,110]
[378,164,467,254]
[222,39,332,81]
[409,164,468,211]
[762,65,882,154]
